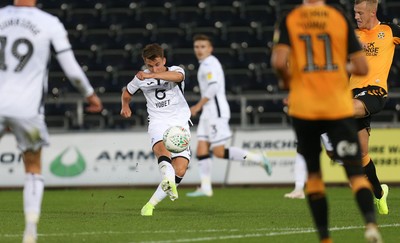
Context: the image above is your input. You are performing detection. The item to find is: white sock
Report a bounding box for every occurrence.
[23,173,44,224]
[148,176,182,206]
[198,158,212,192]
[294,153,307,191]
[228,147,248,162]
[242,150,264,166]
[320,133,333,152]
[148,183,168,206]
[158,160,175,182]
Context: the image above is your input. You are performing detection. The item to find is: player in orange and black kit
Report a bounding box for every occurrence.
[271,1,382,242]
[350,0,400,215]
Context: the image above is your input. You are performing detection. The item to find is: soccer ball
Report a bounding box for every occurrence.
[163,126,191,153]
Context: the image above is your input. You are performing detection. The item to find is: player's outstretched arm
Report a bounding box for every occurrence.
[120,88,133,118]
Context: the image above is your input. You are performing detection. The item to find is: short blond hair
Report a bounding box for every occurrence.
[355,0,378,11]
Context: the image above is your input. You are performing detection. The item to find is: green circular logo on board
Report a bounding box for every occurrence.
[50,147,86,177]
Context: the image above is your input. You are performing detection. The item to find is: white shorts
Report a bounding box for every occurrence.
[148,120,191,160]
[197,117,232,149]
[0,115,49,152]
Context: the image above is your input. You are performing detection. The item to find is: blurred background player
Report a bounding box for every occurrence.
[313,0,400,213]
[284,153,306,199]
[285,1,400,206]
[271,0,382,242]
[121,43,192,216]
[186,34,272,197]
[0,0,103,242]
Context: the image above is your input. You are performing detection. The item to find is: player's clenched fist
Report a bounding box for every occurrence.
[120,106,132,118]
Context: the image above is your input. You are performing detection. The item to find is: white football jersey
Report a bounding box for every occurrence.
[0,6,71,118]
[126,66,191,124]
[197,55,230,119]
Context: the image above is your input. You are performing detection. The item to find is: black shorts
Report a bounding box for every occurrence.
[353,85,387,131]
[292,116,361,173]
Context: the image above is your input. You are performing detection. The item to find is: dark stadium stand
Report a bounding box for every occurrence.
[0,0,399,129]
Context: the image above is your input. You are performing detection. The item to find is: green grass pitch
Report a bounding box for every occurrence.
[0,187,399,243]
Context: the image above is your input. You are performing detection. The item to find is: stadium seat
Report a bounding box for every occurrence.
[150,27,187,48]
[225,68,255,93]
[79,29,118,50]
[242,4,276,26]
[64,8,106,29]
[105,8,144,28]
[213,48,238,69]
[223,26,257,47]
[206,5,239,25]
[86,70,113,93]
[137,7,171,28]
[170,48,197,66]
[99,49,134,71]
[116,29,149,48]
[238,47,270,67]
[385,2,400,22]
[48,72,75,94]
[170,6,205,25]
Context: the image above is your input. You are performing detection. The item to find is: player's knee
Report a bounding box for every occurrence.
[174,167,187,177]
[305,176,325,195]
[172,157,189,176]
[173,163,187,177]
[23,151,42,174]
[213,149,225,158]
[349,175,372,193]
[211,147,226,158]
[361,154,371,167]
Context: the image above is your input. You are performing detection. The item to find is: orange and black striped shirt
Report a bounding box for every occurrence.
[273,4,363,120]
[350,22,400,91]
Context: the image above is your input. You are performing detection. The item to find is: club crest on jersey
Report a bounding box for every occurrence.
[207,72,213,80]
[377,32,385,39]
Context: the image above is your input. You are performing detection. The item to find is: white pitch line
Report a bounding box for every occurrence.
[1,223,399,242]
[0,227,312,238]
[130,224,400,243]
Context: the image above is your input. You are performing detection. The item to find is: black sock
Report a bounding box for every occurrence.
[175,175,183,184]
[364,161,382,199]
[355,188,377,224]
[223,148,229,159]
[307,193,329,240]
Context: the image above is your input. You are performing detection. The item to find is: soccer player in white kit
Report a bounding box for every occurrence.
[186,34,272,197]
[121,43,191,216]
[0,1,103,242]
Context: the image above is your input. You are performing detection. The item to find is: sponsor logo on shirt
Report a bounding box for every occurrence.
[155,99,170,108]
[363,42,379,56]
